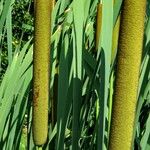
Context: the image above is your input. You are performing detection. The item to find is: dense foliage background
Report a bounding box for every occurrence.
[0,0,149,149]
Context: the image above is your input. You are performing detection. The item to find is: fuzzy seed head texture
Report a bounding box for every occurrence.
[109,0,146,149]
[33,0,52,146]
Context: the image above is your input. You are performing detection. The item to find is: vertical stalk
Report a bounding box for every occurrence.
[109,0,146,149]
[108,1,121,133]
[95,2,102,51]
[96,0,120,59]
[111,15,120,62]
[111,0,121,62]
[52,0,55,8]
[33,0,52,145]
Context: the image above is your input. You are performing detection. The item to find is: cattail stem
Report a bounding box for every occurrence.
[33,0,52,145]
[109,0,146,149]
[52,0,55,8]
[111,15,120,62]
[111,0,121,62]
[95,3,102,51]
[108,0,121,136]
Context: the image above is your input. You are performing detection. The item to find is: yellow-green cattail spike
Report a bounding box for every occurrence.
[111,0,121,62]
[33,0,52,145]
[52,0,55,8]
[95,3,102,51]
[108,0,121,135]
[109,0,146,150]
[111,15,120,62]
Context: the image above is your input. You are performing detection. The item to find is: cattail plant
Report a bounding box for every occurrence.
[96,0,120,60]
[111,0,121,61]
[108,0,121,135]
[109,0,146,149]
[111,15,120,62]
[33,0,52,145]
[52,0,55,8]
[95,2,102,51]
